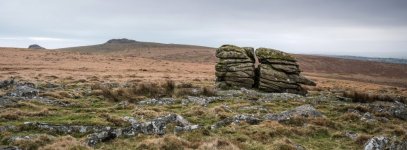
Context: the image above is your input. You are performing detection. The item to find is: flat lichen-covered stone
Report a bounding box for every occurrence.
[216,45,250,59]
[256,48,296,62]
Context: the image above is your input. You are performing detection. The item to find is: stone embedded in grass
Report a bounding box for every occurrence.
[345,131,359,140]
[8,85,39,98]
[364,136,407,150]
[0,97,19,108]
[138,98,177,105]
[86,114,198,146]
[22,122,110,134]
[368,101,407,121]
[211,114,262,129]
[263,104,323,122]
[0,78,15,89]
[258,92,305,102]
[181,96,221,106]
[238,105,269,113]
[360,112,377,123]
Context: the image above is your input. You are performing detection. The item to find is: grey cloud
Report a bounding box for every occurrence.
[0,0,406,58]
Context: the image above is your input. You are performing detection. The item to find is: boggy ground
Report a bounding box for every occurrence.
[0,48,406,150]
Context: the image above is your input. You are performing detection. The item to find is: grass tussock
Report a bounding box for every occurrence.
[136,135,195,150]
[355,134,372,145]
[91,80,216,103]
[10,134,54,150]
[343,90,406,103]
[0,108,50,121]
[272,138,302,150]
[39,136,90,150]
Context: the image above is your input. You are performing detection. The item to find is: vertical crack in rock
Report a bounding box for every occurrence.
[215,45,315,95]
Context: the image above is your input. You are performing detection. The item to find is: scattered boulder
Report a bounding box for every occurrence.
[256,48,315,95]
[22,122,109,134]
[86,114,198,146]
[0,97,19,108]
[87,129,119,146]
[364,136,407,150]
[122,116,138,125]
[181,96,220,106]
[215,45,256,89]
[345,131,358,140]
[28,44,45,49]
[0,125,17,132]
[360,112,377,123]
[138,98,176,105]
[259,93,305,102]
[8,85,39,98]
[211,114,262,129]
[368,101,407,121]
[239,105,269,113]
[0,79,15,89]
[264,104,322,122]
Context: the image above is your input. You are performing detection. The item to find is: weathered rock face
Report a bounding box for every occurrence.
[256,48,316,95]
[28,44,45,49]
[364,136,407,150]
[263,104,323,122]
[215,45,256,89]
[215,45,315,95]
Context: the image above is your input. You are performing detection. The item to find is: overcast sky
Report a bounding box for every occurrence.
[1,0,406,58]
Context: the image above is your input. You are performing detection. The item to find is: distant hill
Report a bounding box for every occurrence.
[57,38,216,63]
[294,54,407,78]
[57,39,407,87]
[325,55,407,65]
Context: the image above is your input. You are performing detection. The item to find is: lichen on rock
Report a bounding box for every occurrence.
[215,44,315,95]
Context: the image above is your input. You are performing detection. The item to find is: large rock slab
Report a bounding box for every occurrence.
[215,45,315,94]
[215,45,256,89]
[256,48,315,95]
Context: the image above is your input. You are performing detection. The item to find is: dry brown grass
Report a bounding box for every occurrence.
[342,90,406,103]
[0,108,50,121]
[136,135,194,150]
[271,138,301,150]
[90,80,216,103]
[10,134,54,150]
[339,112,361,122]
[355,134,372,145]
[39,136,90,150]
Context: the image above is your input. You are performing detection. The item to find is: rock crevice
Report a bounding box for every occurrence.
[215,45,315,95]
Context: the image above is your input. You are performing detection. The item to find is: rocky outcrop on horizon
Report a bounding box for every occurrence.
[105,38,138,44]
[28,44,45,49]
